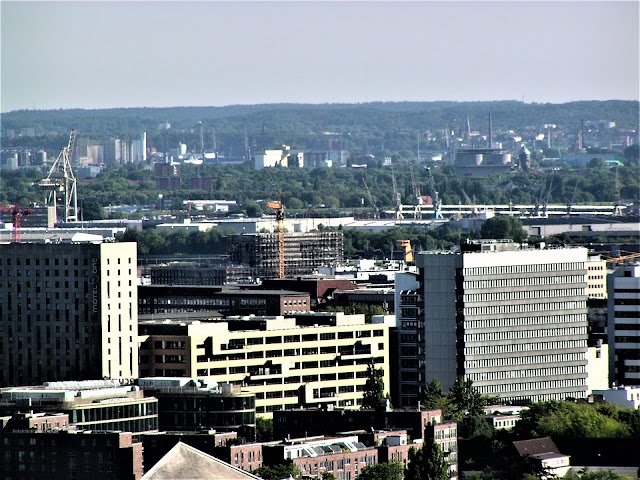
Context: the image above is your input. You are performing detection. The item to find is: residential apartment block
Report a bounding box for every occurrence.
[273,409,457,480]
[608,263,640,386]
[138,312,389,414]
[398,241,589,406]
[0,242,138,386]
[0,428,143,480]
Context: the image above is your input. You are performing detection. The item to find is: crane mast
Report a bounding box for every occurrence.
[0,204,32,243]
[38,129,79,222]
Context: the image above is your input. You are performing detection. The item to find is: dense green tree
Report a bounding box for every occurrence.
[256,417,273,442]
[321,472,337,480]
[254,462,302,480]
[362,360,386,409]
[419,379,452,416]
[480,216,527,243]
[423,439,449,480]
[358,461,404,480]
[80,199,104,220]
[568,469,635,480]
[514,401,632,439]
[449,377,493,419]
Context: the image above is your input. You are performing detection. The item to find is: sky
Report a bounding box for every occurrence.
[1,0,638,112]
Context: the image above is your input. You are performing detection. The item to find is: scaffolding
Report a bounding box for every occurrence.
[227,231,344,279]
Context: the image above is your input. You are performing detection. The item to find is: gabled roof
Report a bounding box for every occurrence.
[141,441,262,480]
[513,437,561,457]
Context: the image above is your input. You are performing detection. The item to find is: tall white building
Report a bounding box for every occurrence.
[0,241,138,386]
[607,263,640,386]
[409,241,589,405]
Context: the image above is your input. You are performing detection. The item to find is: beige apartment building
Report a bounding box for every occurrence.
[587,254,608,300]
[0,241,138,386]
[138,312,390,414]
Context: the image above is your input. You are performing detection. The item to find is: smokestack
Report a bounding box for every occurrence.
[581,119,585,150]
[488,113,493,149]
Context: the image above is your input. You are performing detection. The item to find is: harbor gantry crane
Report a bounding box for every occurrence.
[409,163,423,219]
[266,193,285,279]
[361,177,380,219]
[425,167,443,219]
[0,204,32,243]
[38,129,79,222]
[391,166,403,219]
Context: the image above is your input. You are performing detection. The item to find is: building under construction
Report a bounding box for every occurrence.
[226,231,344,279]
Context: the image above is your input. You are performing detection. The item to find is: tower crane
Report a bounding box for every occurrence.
[266,192,285,279]
[38,129,79,222]
[0,204,32,243]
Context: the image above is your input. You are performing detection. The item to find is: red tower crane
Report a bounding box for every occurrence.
[0,204,32,243]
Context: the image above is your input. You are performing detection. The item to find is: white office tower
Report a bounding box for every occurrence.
[417,241,589,404]
[0,241,138,387]
[608,263,640,386]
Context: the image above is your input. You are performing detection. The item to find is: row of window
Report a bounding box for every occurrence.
[464,287,585,304]
[467,365,585,382]
[464,313,586,330]
[463,326,586,343]
[463,274,585,290]
[464,339,587,356]
[463,262,585,276]
[476,378,585,394]
[464,300,585,316]
[464,352,585,369]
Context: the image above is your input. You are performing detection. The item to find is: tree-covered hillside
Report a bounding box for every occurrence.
[2,101,638,157]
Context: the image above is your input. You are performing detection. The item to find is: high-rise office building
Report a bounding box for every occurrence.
[398,241,588,406]
[608,263,640,386]
[0,241,138,386]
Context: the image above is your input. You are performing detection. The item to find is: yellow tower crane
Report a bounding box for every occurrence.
[266,193,285,279]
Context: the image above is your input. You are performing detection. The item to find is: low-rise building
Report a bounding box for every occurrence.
[272,408,457,479]
[513,437,571,479]
[592,386,640,409]
[142,431,264,475]
[262,435,377,480]
[138,285,311,316]
[0,380,159,434]
[138,377,256,440]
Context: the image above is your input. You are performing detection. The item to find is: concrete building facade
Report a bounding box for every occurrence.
[0,242,138,386]
[138,312,389,414]
[607,263,640,386]
[414,242,589,404]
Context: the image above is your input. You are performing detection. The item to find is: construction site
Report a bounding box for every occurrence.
[226,231,344,280]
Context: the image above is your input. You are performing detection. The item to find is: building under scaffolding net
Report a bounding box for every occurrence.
[226,231,344,279]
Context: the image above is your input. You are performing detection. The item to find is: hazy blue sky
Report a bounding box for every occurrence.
[1,1,638,112]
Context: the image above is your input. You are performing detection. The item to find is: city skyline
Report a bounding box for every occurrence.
[1,1,639,112]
